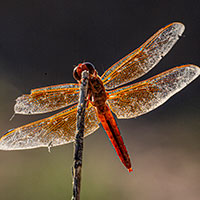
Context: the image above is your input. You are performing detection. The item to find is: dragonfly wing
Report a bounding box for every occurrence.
[0,103,100,150]
[107,65,200,119]
[101,22,185,89]
[15,83,80,114]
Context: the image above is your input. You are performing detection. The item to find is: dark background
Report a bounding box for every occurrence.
[0,0,199,200]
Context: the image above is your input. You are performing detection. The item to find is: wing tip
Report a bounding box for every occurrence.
[174,64,200,85]
[187,64,200,78]
[14,95,44,115]
[14,95,32,115]
[0,128,28,151]
[182,63,200,71]
[170,22,185,36]
[0,129,14,150]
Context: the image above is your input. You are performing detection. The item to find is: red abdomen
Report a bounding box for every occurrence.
[96,104,133,172]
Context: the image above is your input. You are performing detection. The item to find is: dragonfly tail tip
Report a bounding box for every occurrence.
[128,168,133,173]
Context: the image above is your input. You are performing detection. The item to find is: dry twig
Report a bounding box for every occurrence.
[71,70,89,200]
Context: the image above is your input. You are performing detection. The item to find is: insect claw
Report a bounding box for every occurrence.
[48,141,53,152]
[9,113,15,121]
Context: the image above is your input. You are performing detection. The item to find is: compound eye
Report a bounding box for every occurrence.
[73,66,81,81]
[84,62,95,74]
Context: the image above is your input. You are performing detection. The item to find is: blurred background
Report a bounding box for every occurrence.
[0,0,199,199]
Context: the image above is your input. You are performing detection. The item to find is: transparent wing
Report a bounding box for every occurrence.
[101,22,185,89]
[15,83,80,114]
[107,65,200,119]
[0,103,100,150]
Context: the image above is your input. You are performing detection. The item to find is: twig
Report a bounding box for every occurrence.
[71,70,89,200]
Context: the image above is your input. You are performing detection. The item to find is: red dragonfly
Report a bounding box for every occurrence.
[0,22,199,172]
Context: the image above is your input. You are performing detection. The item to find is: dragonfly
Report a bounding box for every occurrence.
[0,22,199,172]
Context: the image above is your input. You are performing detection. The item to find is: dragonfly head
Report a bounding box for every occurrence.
[73,62,96,81]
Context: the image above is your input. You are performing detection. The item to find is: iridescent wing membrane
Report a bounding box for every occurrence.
[101,22,185,89]
[0,82,100,150]
[107,65,200,119]
[0,103,100,150]
[15,83,80,114]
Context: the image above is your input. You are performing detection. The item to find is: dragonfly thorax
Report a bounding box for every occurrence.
[88,75,108,109]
